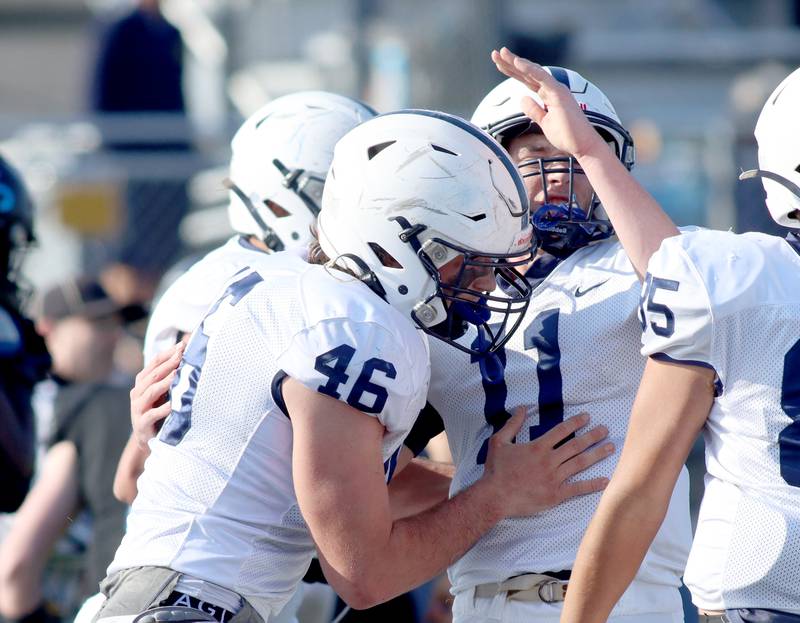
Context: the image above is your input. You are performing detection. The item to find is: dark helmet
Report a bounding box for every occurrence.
[0,155,36,300]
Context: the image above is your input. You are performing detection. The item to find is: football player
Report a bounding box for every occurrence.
[116,91,507,518]
[421,50,692,622]
[92,110,609,623]
[113,91,377,503]
[111,91,461,623]
[560,67,800,622]
[0,154,50,513]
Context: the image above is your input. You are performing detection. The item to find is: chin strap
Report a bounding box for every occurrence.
[428,297,491,342]
[739,168,800,198]
[224,178,285,252]
[331,253,388,301]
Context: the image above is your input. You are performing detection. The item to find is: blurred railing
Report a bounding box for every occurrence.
[0,113,235,294]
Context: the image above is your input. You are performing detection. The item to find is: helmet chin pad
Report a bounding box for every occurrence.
[532,203,614,258]
[428,297,492,342]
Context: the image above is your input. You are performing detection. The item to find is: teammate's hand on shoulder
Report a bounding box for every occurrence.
[491,47,608,162]
[481,408,613,517]
[130,342,183,448]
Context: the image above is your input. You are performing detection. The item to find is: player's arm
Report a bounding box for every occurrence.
[387,403,453,518]
[286,378,611,609]
[113,434,148,504]
[113,343,183,503]
[561,358,713,623]
[388,448,454,520]
[0,441,79,619]
[492,47,679,279]
[563,236,714,622]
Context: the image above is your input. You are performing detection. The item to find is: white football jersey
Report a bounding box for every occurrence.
[641,230,800,613]
[110,251,430,620]
[428,239,691,601]
[143,236,269,364]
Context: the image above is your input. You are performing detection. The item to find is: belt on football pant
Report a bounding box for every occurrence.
[474,571,570,603]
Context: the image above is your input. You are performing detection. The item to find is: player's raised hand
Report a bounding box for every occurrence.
[481,408,613,517]
[130,342,183,448]
[491,47,607,162]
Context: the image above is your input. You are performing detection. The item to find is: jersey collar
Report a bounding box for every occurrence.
[786,231,800,257]
[524,251,562,288]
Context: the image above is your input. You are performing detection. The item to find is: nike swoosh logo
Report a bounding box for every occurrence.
[575,279,610,297]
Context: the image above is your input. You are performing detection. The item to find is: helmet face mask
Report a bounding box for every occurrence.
[515,148,611,258]
[471,68,635,256]
[227,91,377,250]
[317,110,536,356]
[397,222,534,355]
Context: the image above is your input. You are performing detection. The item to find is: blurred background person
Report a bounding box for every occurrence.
[0,277,144,623]
[87,0,194,301]
[90,0,184,118]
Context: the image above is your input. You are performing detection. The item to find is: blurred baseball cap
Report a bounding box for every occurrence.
[33,277,148,324]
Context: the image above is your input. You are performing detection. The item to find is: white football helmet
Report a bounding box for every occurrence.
[472,69,635,256]
[739,66,800,230]
[317,110,535,356]
[227,91,377,250]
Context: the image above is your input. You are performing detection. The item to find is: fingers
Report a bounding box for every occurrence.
[556,442,615,483]
[142,369,177,408]
[492,53,532,88]
[491,47,546,88]
[492,406,527,443]
[559,476,609,500]
[553,423,609,465]
[132,342,184,399]
[537,413,590,448]
[143,401,172,429]
[135,400,172,448]
[520,95,546,125]
[155,342,184,380]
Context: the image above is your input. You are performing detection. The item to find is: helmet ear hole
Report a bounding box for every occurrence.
[367,242,403,269]
[264,199,290,218]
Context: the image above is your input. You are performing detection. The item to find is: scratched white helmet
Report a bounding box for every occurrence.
[227,91,377,250]
[472,69,635,256]
[739,67,800,230]
[317,110,535,356]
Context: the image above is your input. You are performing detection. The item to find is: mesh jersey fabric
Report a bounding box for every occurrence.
[110,251,430,620]
[641,230,800,613]
[428,238,691,596]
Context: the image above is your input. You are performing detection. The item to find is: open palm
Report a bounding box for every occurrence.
[491,47,606,160]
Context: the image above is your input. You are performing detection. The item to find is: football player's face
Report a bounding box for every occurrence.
[438,254,496,301]
[506,131,594,212]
